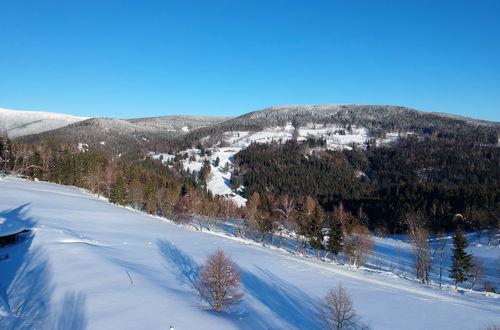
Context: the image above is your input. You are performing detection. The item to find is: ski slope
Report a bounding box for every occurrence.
[0,177,499,329]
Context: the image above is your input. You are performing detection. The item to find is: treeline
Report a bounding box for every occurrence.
[161,105,500,153]
[0,134,375,267]
[0,135,240,227]
[233,138,500,233]
[242,191,374,268]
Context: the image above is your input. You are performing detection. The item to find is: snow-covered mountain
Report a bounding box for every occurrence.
[147,104,500,205]
[0,177,499,329]
[175,104,500,150]
[0,108,88,138]
[11,104,500,158]
[19,115,232,157]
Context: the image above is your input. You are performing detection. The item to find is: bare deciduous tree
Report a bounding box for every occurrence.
[296,195,317,253]
[468,256,484,290]
[84,167,103,196]
[100,162,118,197]
[409,227,432,283]
[435,234,447,288]
[127,180,144,210]
[245,192,272,244]
[176,188,202,227]
[343,225,375,268]
[197,249,243,312]
[317,284,367,330]
[275,195,297,248]
[156,188,179,217]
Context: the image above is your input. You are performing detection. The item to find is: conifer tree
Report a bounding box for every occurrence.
[308,205,325,259]
[326,215,343,261]
[450,228,473,289]
[109,175,127,205]
[199,160,211,183]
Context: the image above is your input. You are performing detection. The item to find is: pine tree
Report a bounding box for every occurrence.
[326,215,343,261]
[450,228,473,289]
[109,175,127,205]
[308,205,325,259]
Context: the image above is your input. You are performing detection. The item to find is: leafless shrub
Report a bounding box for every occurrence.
[317,284,368,330]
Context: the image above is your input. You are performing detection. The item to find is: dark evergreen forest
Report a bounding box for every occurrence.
[233,137,500,233]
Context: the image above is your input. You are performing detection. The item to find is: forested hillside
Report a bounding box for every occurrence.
[170,105,500,151]
[233,137,500,233]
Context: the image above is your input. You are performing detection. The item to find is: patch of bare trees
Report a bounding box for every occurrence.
[409,227,432,284]
[343,225,375,268]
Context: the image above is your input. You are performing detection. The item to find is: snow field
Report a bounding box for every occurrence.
[0,177,499,329]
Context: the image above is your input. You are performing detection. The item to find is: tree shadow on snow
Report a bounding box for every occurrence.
[0,204,37,297]
[156,240,272,329]
[242,266,321,329]
[157,239,201,291]
[54,292,88,330]
[0,204,87,330]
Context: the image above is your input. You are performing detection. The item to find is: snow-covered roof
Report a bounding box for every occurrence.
[0,216,25,237]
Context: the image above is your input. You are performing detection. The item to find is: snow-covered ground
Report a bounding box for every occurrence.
[0,177,499,329]
[0,108,88,138]
[218,123,372,151]
[152,148,247,206]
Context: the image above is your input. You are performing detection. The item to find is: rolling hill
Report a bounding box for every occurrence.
[0,108,88,138]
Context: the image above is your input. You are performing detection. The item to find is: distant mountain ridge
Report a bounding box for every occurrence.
[0,108,88,138]
[17,114,232,157]
[173,104,500,150]
[6,104,500,156]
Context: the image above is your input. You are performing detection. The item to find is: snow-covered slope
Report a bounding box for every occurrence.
[0,177,499,329]
[19,115,233,157]
[0,108,88,138]
[159,147,247,206]
[127,115,233,133]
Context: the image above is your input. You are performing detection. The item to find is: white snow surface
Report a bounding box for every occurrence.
[151,153,176,163]
[0,108,88,138]
[0,216,25,237]
[219,123,372,151]
[0,177,499,329]
[205,148,247,207]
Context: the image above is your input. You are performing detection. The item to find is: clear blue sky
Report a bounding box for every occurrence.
[1,1,499,121]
